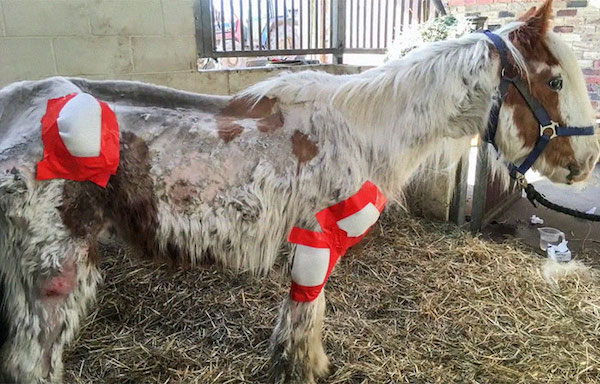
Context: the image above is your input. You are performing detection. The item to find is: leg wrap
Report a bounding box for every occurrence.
[288,181,386,302]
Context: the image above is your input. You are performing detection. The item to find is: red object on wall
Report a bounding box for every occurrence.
[36,93,120,188]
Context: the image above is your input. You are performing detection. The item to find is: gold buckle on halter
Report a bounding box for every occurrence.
[540,121,559,139]
[515,172,528,189]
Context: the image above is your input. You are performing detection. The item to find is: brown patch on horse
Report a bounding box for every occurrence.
[291,131,319,173]
[217,96,284,141]
[257,110,284,133]
[217,118,245,143]
[107,131,188,267]
[60,181,108,266]
[221,96,278,118]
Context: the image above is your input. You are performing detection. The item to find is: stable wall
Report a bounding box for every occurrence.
[0,0,198,88]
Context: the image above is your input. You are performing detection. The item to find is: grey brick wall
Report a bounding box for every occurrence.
[448,0,600,117]
[0,0,197,88]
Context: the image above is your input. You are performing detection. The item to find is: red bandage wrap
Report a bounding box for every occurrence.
[288,181,387,302]
[37,93,120,188]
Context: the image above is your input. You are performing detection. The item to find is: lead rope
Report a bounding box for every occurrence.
[521,181,600,221]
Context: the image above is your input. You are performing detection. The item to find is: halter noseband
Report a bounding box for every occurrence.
[483,30,595,185]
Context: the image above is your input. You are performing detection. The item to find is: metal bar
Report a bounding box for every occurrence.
[322,0,326,49]
[248,0,254,50]
[362,0,366,48]
[344,47,387,54]
[208,47,339,57]
[392,0,397,40]
[400,0,405,32]
[240,0,244,51]
[432,0,447,16]
[377,0,381,48]
[314,0,319,48]
[257,0,262,50]
[384,0,389,48]
[348,0,353,48]
[369,0,374,48]
[470,139,489,233]
[354,0,362,48]
[291,0,296,49]
[332,0,345,63]
[417,0,422,23]
[274,0,279,49]
[284,0,288,49]
[408,0,413,27]
[329,0,334,49]
[266,0,271,50]
[299,0,303,48]
[220,0,226,51]
[230,0,235,51]
[195,0,215,58]
[307,0,311,49]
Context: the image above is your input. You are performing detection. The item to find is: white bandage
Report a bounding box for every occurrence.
[336,202,381,237]
[291,245,330,287]
[57,93,102,157]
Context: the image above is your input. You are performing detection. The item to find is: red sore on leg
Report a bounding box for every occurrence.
[42,262,77,298]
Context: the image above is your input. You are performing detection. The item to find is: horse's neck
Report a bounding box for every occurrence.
[335,40,500,145]
[333,38,501,194]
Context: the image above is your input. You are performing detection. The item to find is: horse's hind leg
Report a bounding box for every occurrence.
[0,178,102,383]
[270,291,330,384]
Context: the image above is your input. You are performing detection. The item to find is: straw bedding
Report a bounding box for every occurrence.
[63,212,600,383]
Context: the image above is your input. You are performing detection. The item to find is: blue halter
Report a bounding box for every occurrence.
[483,30,595,183]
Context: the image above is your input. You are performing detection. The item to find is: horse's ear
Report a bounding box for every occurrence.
[515,0,553,44]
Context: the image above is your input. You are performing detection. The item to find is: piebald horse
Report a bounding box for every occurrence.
[0,1,598,382]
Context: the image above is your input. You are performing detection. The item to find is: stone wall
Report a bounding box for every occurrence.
[0,0,198,88]
[447,0,600,117]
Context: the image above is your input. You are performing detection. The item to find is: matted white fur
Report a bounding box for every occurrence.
[57,93,101,158]
[291,245,330,287]
[337,203,381,237]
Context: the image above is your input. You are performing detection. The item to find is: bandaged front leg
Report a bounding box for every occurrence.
[270,182,386,382]
[289,181,387,302]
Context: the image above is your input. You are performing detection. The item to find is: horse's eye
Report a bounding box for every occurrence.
[548,77,563,91]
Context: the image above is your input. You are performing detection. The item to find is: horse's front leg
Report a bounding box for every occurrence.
[0,178,104,383]
[0,239,101,384]
[270,290,329,384]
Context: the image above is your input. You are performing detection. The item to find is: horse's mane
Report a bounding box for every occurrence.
[240,22,528,191]
[240,22,527,136]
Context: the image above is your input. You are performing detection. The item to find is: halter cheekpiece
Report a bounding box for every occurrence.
[482,30,595,185]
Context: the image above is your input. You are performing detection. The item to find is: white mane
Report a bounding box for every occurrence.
[241,22,526,136]
[239,22,529,193]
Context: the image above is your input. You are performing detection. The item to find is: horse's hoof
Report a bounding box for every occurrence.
[269,340,330,384]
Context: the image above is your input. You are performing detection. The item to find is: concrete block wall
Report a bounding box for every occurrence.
[0,0,198,88]
[447,0,600,117]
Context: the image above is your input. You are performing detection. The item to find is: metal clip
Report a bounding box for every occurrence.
[540,121,559,140]
[515,172,528,189]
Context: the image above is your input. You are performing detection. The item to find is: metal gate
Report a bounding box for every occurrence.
[194,0,445,63]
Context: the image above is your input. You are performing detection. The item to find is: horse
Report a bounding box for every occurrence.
[0,0,598,382]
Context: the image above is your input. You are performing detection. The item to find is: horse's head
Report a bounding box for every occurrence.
[495,0,599,184]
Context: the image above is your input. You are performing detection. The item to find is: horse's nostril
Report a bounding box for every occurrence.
[567,164,581,181]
